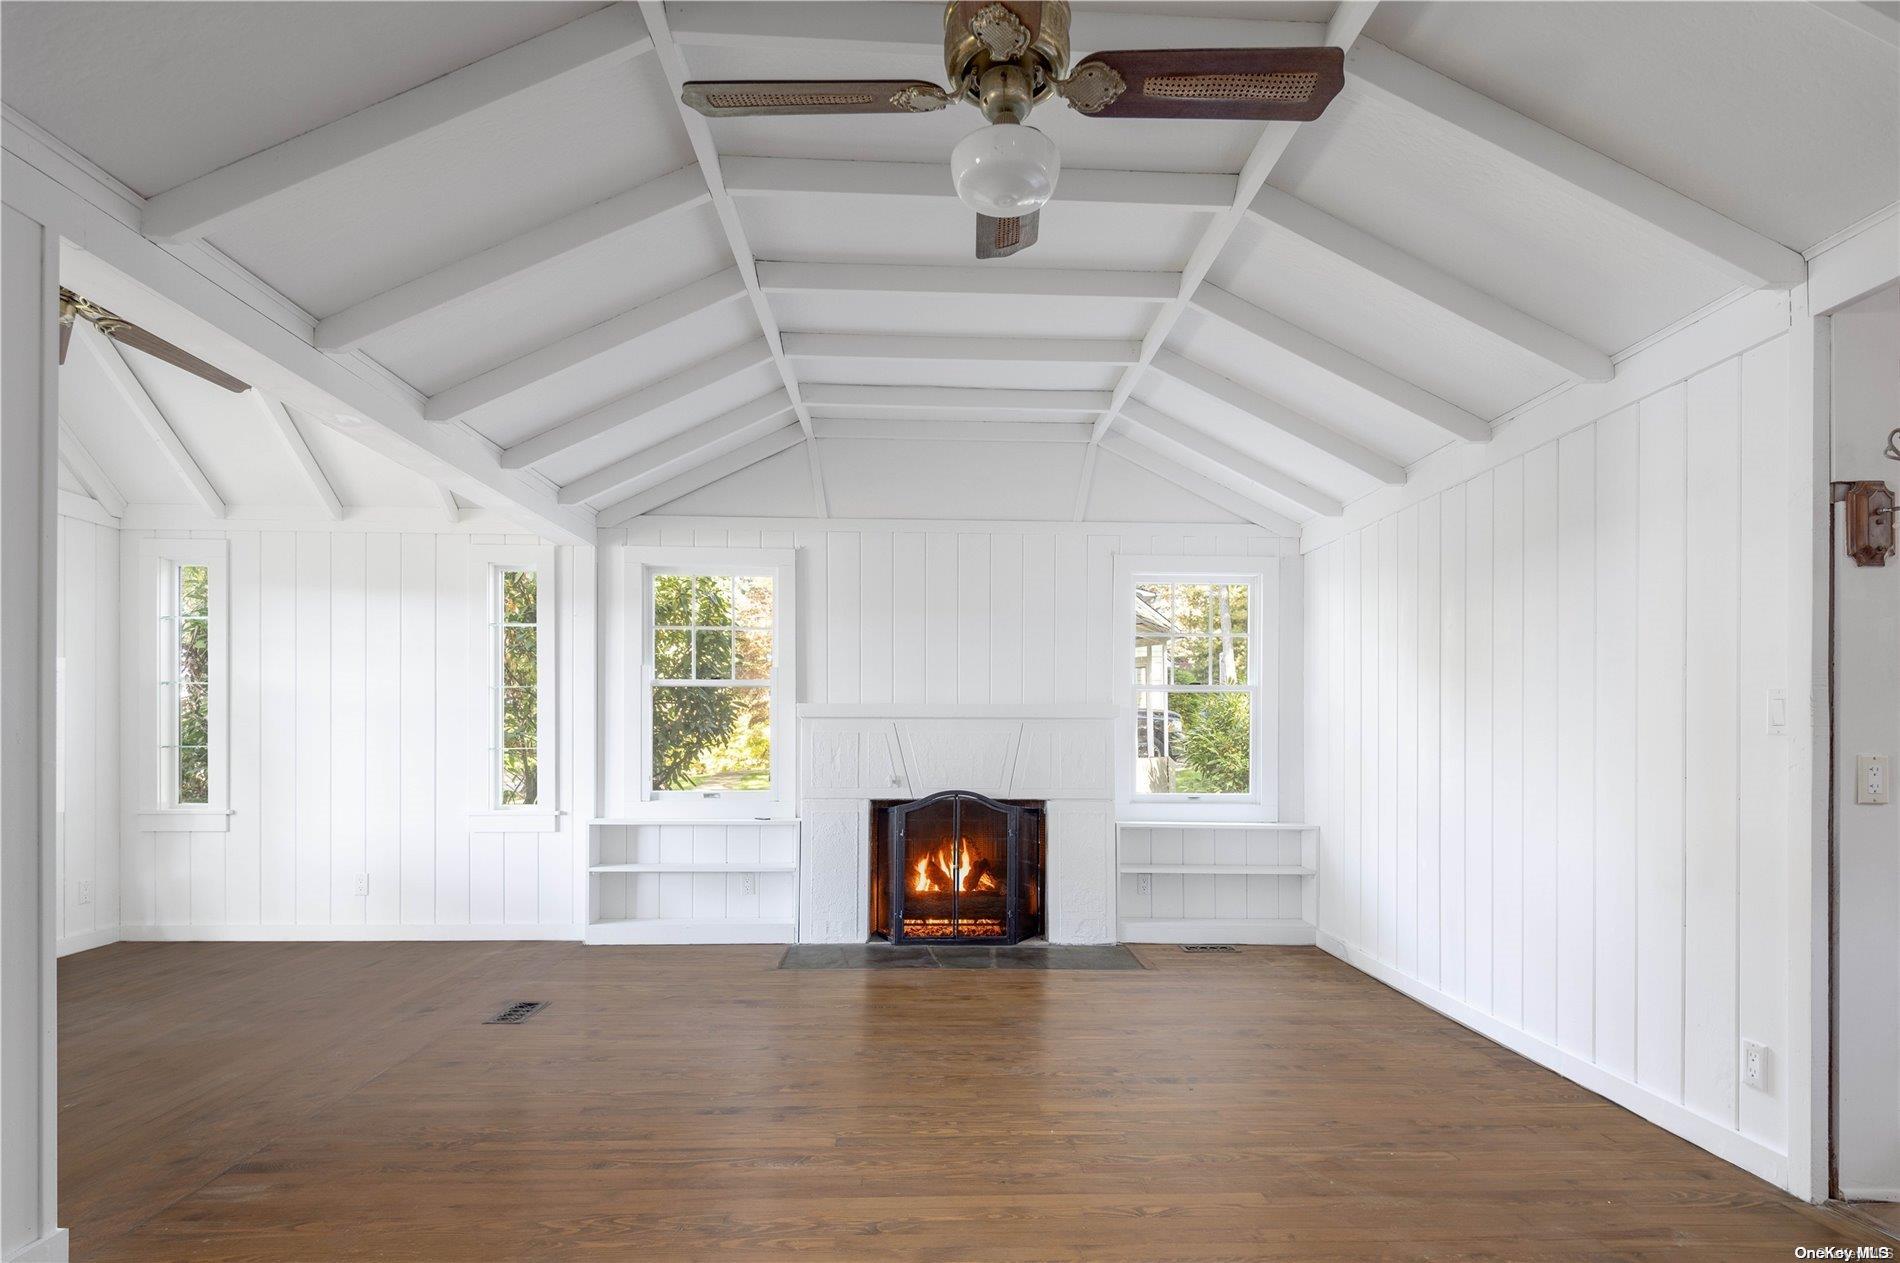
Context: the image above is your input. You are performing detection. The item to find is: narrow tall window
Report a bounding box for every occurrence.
[1133,579,1255,797]
[495,567,540,807]
[169,562,210,805]
[649,571,777,795]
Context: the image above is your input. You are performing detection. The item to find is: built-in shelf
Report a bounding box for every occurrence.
[1119,863,1314,876]
[1116,820,1316,832]
[589,862,797,874]
[591,817,800,827]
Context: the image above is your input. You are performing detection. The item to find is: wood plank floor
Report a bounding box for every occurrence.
[60,941,1884,1261]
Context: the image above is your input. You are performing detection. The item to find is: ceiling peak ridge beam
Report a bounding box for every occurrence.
[74,322,227,518]
[558,391,794,506]
[801,385,1112,414]
[500,343,773,471]
[725,157,1236,213]
[140,5,654,242]
[639,0,827,516]
[254,394,344,520]
[785,333,1140,365]
[1184,286,1491,444]
[1076,0,1382,519]
[424,268,747,423]
[1344,40,1806,290]
[1245,185,1613,383]
[57,420,127,519]
[1148,348,1407,484]
[1119,399,1343,518]
[758,261,1177,302]
[597,424,806,527]
[813,419,1095,444]
[316,166,710,351]
[1098,433,1300,536]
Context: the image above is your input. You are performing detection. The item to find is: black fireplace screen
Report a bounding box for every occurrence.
[870,791,1043,944]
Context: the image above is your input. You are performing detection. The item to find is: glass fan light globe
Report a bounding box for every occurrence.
[951,122,1061,218]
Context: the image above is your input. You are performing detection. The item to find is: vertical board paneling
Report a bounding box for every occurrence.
[1593,407,1641,1081]
[1491,459,1525,1026]
[364,535,402,924]
[1395,507,1419,975]
[1415,500,1442,990]
[259,533,297,924]
[225,531,261,926]
[990,533,1024,702]
[956,533,991,703]
[859,531,893,704]
[399,533,436,923]
[1555,428,1596,1059]
[433,533,470,923]
[825,532,861,705]
[330,533,366,923]
[1521,445,1561,1043]
[891,532,925,705]
[294,532,331,924]
[1463,472,1494,1009]
[1438,486,1466,1000]
[1021,534,1056,705]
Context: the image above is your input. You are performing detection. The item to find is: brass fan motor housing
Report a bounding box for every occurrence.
[944,1,1072,119]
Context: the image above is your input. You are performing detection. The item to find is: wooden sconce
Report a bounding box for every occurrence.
[1841,481,1896,567]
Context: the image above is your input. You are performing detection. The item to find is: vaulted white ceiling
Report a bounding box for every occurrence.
[6,1,1894,533]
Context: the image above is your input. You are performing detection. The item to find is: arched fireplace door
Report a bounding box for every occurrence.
[870,790,1045,945]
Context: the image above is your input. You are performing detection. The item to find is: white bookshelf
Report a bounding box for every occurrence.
[585,819,800,945]
[1115,822,1318,945]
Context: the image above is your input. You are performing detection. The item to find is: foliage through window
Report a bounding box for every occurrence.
[169,563,210,805]
[1133,580,1253,795]
[495,568,539,806]
[650,572,775,793]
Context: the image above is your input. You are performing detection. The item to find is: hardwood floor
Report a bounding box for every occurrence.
[60,942,1883,1261]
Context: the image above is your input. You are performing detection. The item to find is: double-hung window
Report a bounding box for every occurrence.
[140,539,228,828]
[634,549,796,811]
[471,544,557,828]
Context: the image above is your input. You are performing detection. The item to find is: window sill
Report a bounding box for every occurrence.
[467,810,563,834]
[137,809,233,833]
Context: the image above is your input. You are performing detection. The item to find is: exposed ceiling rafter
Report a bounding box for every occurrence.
[758,261,1176,302]
[141,4,655,242]
[1119,400,1343,518]
[724,157,1235,212]
[74,321,226,517]
[638,0,829,516]
[1099,433,1300,535]
[57,420,127,518]
[597,424,807,527]
[253,393,344,520]
[316,165,710,351]
[558,391,794,506]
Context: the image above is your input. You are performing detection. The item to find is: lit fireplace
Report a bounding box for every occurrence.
[870,791,1044,944]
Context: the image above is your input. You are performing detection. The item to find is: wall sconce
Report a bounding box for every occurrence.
[1838,480,1896,567]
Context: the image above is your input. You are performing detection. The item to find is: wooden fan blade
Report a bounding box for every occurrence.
[58,315,72,365]
[976,211,1039,260]
[681,80,950,118]
[1057,47,1344,120]
[104,321,250,393]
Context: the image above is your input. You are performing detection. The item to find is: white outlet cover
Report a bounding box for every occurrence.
[1857,754,1890,805]
[1741,1039,1769,1090]
[353,872,370,896]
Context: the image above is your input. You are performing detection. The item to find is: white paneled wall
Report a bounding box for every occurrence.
[56,513,120,954]
[1304,329,1801,1185]
[117,529,589,939]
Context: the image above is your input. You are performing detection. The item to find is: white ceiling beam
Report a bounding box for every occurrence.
[1149,349,1405,485]
[424,268,746,423]
[140,5,653,242]
[669,3,1328,55]
[1810,1,1900,47]
[1245,184,1613,382]
[558,391,793,505]
[597,424,806,526]
[1186,285,1492,443]
[785,333,1140,365]
[758,261,1176,302]
[1119,398,1343,518]
[499,343,773,470]
[801,384,1112,415]
[724,157,1235,212]
[74,323,226,517]
[1099,433,1299,536]
[315,166,709,351]
[56,421,126,519]
[639,0,827,515]
[1344,40,1807,289]
[253,394,344,520]
[813,419,1095,443]
[1077,1,1382,520]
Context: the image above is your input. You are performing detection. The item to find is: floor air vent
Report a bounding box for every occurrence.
[484,1000,548,1025]
[1183,945,1239,953]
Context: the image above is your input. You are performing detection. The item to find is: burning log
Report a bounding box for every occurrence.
[925,853,954,892]
[961,856,996,892]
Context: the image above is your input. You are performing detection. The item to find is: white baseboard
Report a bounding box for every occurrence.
[6,1226,69,1262]
[56,926,121,956]
[120,923,582,943]
[1316,932,1792,1191]
[1120,917,1315,945]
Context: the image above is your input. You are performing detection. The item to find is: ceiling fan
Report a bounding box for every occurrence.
[681,0,1344,258]
[59,288,250,392]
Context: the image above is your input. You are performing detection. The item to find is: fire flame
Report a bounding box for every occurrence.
[908,840,1001,895]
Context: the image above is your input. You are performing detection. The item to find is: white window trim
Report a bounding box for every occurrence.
[138,538,231,832]
[1113,553,1279,823]
[627,547,798,821]
[468,543,560,833]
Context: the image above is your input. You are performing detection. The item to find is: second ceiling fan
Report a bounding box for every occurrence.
[681,0,1346,257]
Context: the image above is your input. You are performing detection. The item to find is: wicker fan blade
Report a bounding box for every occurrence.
[104,321,250,393]
[58,313,73,365]
[975,211,1039,260]
[1056,47,1344,120]
[682,80,950,118]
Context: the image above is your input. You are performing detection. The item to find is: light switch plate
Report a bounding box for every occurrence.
[1857,754,1890,805]
[1765,688,1788,736]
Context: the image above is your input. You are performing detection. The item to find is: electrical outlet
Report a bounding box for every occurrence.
[740,872,757,897]
[1741,1039,1770,1091]
[76,879,92,906]
[1135,873,1152,897]
[352,873,369,897]
[1857,754,1890,805]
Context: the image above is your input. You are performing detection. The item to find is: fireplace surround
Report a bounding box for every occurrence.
[870,791,1044,945]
